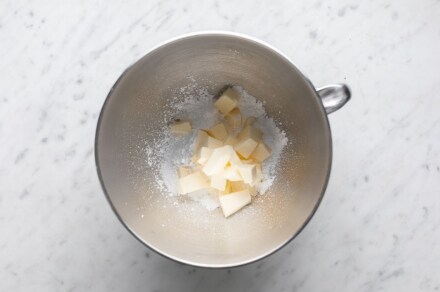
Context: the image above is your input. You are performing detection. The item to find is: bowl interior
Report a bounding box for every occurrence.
[96,33,331,267]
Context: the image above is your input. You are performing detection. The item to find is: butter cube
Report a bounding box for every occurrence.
[251,142,271,162]
[220,180,232,195]
[177,166,192,178]
[236,164,257,184]
[225,108,242,129]
[195,130,223,149]
[244,116,256,127]
[229,150,242,166]
[235,139,259,159]
[222,165,242,181]
[170,121,192,135]
[211,173,227,191]
[240,158,255,164]
[208,123,228,141]
[202,145,234,176]
[248,164,263,187]
[196,147,213,165]
[237,125,263,141]
[206,136,223,148]
[230,181,247,192]
[224,135,238,146]
[219,190,251,218]
[255,164,263,185]
[195,130,209,150]
[235,126,263,159]
[214,88,240,115]
[178,170,209,194]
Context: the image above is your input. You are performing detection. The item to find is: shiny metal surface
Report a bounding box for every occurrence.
[95,32,350,268]
[317,84,351,114]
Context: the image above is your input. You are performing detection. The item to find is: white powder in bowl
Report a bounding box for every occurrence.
[144,85,288,210]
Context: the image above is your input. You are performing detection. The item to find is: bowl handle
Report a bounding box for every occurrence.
[316,84,351,114]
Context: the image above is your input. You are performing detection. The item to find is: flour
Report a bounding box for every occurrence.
[144,84,288,210]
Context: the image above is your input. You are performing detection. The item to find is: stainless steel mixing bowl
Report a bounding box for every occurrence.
[95,32,350,268]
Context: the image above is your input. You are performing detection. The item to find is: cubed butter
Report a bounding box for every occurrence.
[210,174,227,191]
[219,190,251,218]
[255,164,263,184]
[220,180,232,195]
[177,166,192,178]
[196,147,213,165]
[235,126,262,158]
[222,165,242,181]
[248,164,263,187]
[208,123,228,141]
[214,88,241,115]
[202,145,234,176]
[230,181,247,192]
[224,135,238,146]
[237,125,263,141]
[229,150,242,166]
[196,130,223,149]
[174,87,266,215]
[236,164,257,184]
[178,170,209,194]
[225,108,242,129]
[195,130,209,150]
[206,136,223,148]
[235,138,259,159]
[170,121,192,135]
[251,142,271,162]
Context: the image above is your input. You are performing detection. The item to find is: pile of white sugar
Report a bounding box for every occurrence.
[144,85,288,211]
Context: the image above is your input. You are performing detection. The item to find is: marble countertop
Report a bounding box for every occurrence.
[1,0,439,291]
